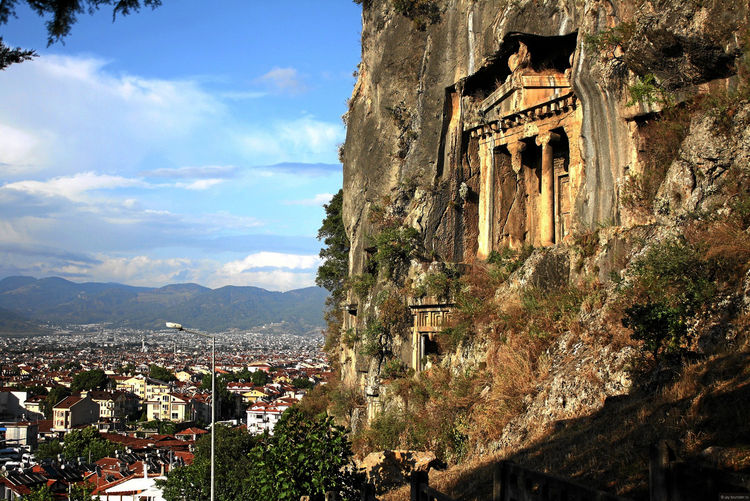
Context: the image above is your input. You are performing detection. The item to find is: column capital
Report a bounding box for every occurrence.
[507,141,527,174]
[536,131,561,147]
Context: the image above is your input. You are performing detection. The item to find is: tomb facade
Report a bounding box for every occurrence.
[465,41,583,258]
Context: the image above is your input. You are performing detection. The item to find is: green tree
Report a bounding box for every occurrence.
[71,369,109,392]
[62,427,122,461]
[316,189,350,305]
[159,425,258,501]
[291,377,314,390]
[161,411,363,501]
[69,484,95,501]
[249,370,269,386]
[35,439,63,460]
[120,362,136,375]
[149,364,176,382]
[246,408,364,500]
[42,386,71,419]
[622,238,715,362]
[0,39,35,70]
[21,485,55,501]
[199,374,237,419]
[0,0,162,44]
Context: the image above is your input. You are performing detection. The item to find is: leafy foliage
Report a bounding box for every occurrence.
[21,486,55,501]
[391,0,440,30]
[34,439,63,460]
[349,272,376,299]
[246,408,364,500]
[627,74,671,107]
[42,386,71,419]
[0,0,162,46]
[71,369,109,392]
[149,364,176,383]
[584,22,636,59]
[61,427,123,462]
[373,226,420,280]
[621,239,714,361]
[142,419,177,435]
[160,425,258,501]
[292,377,314,389]
[316,189,350,305]
[161,411,363,501]
[0,38,35,70]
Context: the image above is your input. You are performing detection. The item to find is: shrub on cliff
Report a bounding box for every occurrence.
[621,238,714,362]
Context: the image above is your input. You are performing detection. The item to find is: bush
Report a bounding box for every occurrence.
[391,0,440,30]
[584,22,636,58]
[486,245,534,275]
[361,318,386,358]
[379,292,412,340]
[341,327,360,348]
[349,272,376,299]
[621,239,715,361]
[246,409,364,500]
[373,226,421,280]
[413,267,461,301]
[380,358,408,379]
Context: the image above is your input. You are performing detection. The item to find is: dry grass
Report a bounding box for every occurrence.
[393,346,750,501]
[623,106,692,216]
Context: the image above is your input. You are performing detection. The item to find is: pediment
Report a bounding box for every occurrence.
[465,74,574,132]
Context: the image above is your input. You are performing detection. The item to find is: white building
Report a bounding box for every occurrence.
[245,401,292,435]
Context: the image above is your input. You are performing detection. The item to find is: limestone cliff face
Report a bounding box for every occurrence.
[339,0,748,431]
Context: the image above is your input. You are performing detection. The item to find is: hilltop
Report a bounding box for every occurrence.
[0,276,328,335]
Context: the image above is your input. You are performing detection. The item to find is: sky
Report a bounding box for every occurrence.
[0,1,362,291]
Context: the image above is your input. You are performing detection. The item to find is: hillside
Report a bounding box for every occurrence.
[0,276,328,335]
[322,0,750,499]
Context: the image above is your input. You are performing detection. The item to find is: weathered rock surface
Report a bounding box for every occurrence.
[338,0,750,485]
[359,450,440,493]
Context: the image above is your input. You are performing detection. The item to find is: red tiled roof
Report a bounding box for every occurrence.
[54,395,82,409]
[175,427,208,436]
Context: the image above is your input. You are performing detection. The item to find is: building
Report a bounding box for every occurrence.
[82,390,139,422]
[0,389,28,420]
[4,421,38,449]
[146,393,194,423]
[246,402,284,435]
[51,396,99,433]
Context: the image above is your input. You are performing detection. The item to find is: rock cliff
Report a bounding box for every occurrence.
[333,0,750,497]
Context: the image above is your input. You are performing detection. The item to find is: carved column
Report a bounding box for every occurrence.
[507,141,526,175]
[536,132,560,247]
[477,133,495,259]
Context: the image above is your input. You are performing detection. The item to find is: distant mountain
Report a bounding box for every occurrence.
[0,276,328,335]
[0,307,52,336]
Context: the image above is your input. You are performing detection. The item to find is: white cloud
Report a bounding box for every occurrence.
[2,172,147,201]
[0,55,342,176]
[0,124,53,176]
[284,193,333,206]
[258,67,307,95]
[222,252,321,275]
[236,116,344,163]
[141,165,237,179]
[0,251,318,291]
[0,55,227,177]
[207,270,317,291]
[176,179,224,190]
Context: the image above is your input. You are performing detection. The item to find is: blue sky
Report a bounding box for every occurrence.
[0,1,362,291]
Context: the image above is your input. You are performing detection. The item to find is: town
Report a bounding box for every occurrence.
[0,324,330,499]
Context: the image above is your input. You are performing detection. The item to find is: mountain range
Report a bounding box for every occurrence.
[0,276,328,335]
